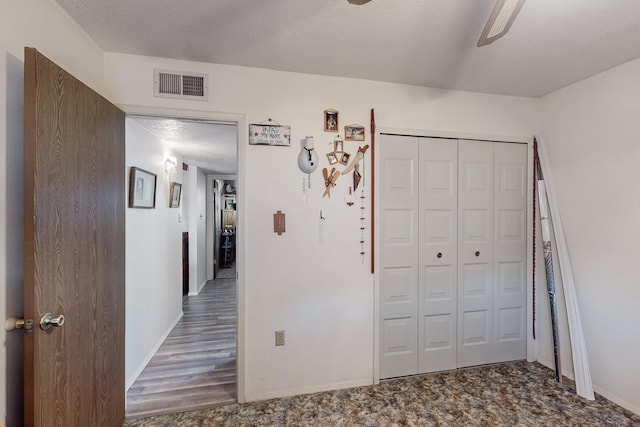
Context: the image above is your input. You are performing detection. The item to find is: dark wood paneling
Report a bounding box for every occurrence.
[24,48,125,426]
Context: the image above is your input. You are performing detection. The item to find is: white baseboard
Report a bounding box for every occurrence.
[592,384,640,415]
[188,279,208,296]
[245,378,372,403]
[125,310,183,391]
[536,358,640,415]
[197,279,207,294]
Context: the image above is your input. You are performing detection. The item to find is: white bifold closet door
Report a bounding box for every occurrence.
[380,135,527,379]
[379,135,420,378]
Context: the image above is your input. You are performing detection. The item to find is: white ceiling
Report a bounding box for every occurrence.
[55,0,640,98]
[131,117,238,174]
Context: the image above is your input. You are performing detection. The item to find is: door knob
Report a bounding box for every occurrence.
[475,251,480,257]
[40,313,65,331]
[437,252,443,258]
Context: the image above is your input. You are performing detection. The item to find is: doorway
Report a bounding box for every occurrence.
[123,111,243,417]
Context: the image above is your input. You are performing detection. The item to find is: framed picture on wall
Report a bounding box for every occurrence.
[324,109,339,132]
[326,151,338,165]
[128,166,157,208]
[339,152,351,166]
[345,125,365,141]
[169,182,182,208]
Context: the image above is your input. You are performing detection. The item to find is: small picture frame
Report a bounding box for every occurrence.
[345,125,365,141]
[169,182,182,208]
[326,152,339,165]
[129,166,157,209]
[324,109,339,132]
[334,139,344,153]
[340,152,351,166]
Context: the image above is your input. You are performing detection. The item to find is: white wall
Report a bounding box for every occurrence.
[125,118,184,389]
[539,57,640,413]
[0,1,106,425]
[104,52,540,401]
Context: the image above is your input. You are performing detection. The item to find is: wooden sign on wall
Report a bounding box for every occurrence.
[249,124,291,146]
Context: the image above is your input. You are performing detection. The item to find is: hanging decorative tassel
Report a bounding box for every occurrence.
[360,188,366,263]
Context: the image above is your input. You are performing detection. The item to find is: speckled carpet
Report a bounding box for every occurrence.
[124,361,640,426]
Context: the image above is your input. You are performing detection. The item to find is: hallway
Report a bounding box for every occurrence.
[126,266,237,419]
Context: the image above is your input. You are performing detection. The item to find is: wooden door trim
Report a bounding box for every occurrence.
[119,104,247,403]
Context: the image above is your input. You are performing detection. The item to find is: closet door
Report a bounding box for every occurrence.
[457,140,495,368]
[379,135,420,378]
[418,138,458,373]
[493,142,527,362]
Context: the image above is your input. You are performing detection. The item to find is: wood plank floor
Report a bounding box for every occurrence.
[126,266,237,419]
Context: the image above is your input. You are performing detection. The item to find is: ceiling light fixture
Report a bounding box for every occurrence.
[477,0,526,47]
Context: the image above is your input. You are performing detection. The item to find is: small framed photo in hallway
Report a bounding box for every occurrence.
[170,182,182,208]
[129,166,157,208]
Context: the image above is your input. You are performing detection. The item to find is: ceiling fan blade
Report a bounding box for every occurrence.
[347,0,373,5]
[477,0,525,47]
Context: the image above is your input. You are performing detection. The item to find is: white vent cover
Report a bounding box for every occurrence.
[154,69,208,101]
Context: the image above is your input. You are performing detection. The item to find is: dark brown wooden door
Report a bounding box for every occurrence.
[23,48,125,426]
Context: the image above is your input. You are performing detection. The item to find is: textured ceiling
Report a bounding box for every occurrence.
[131,117,237,174]
[55,0,640,97]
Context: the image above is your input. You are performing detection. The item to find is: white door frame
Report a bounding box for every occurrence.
[120,104,247,403]
[373,126,533,384]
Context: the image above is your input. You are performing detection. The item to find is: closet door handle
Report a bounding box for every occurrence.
[437,252,443,258]
[475,251,480,257]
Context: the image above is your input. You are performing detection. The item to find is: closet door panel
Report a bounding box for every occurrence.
[457,140,495,368]
[380,135,420,378]
[493,142,527,361]
[418,138,458,373]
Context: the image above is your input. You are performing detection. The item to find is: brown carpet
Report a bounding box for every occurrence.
[124,361,639,426]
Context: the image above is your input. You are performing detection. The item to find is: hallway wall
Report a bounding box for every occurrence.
[125,118,184,389]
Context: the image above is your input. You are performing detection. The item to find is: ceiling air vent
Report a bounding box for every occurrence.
[154,69,208,101]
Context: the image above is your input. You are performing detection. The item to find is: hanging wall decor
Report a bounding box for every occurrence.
[249,118,291,146]
[359,188,366,260]
[169,182,182,208]
[324,109,339,132]
[322,167,340,197]
[342,144,369,175]
[344,124,365,141]
[297,136,318,173]
[344,186,356,206]
[129,166,157,209]
[339,152,351,166]
[326,152,339,165]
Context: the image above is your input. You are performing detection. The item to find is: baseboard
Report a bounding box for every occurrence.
[536,358,640,415]
[125,310,183,391]
[592,384,640,415]
[245,378,372,403]
[197,279,207,294]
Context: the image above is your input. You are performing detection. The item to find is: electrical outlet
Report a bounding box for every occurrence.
[275,330,285,346]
